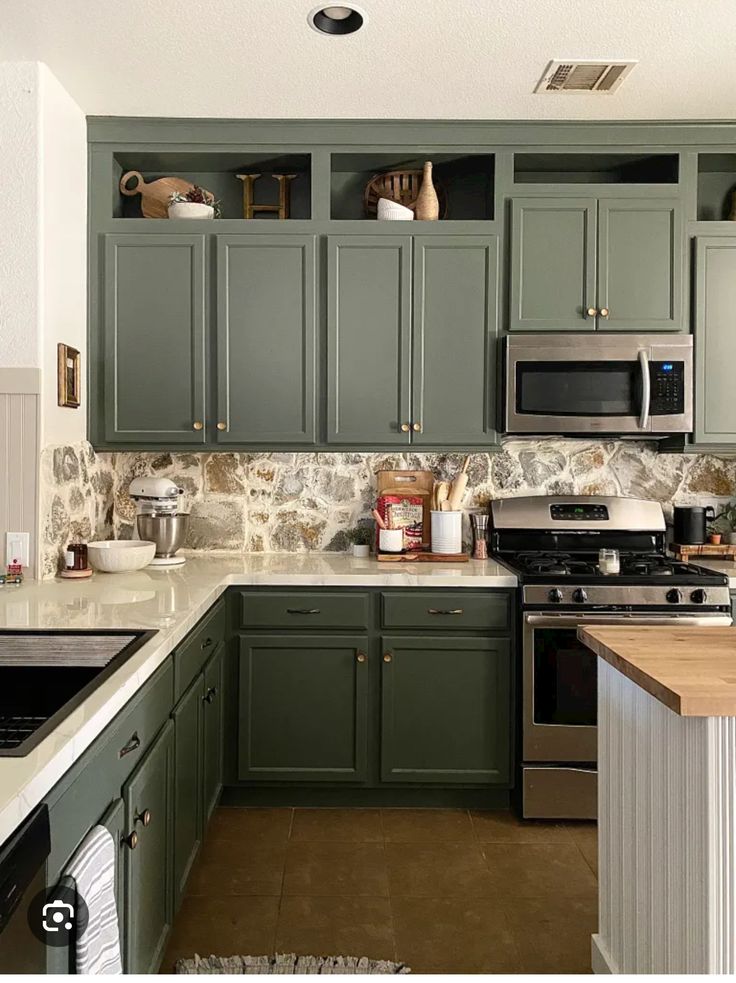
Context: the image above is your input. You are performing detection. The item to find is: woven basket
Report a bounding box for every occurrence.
[364,169,447,218]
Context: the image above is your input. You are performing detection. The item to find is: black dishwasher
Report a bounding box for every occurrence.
[0,804,50,973]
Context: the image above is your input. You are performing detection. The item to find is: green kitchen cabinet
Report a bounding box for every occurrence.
[510,196,684,332]
[597,198,683,331]
[694,237,736,443]
[327,236,412,444]
[238,634,369,782]
[380,636,511,785]
[202,643,226,824]
[216,235,316,443]
[411,236,499,444]
[103,234,207,442]
[123,719,175,975]
[172,674,204,912]
[327,235,499,445]
[510,198,597,331]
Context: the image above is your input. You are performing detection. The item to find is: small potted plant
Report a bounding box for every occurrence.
[345,523,373,558]
[716,501,736,545]
[168,185,221,219]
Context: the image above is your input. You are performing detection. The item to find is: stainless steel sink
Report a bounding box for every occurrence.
[0,629,157,756]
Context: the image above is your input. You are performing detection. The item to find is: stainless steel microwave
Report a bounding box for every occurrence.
[503,334,693,435]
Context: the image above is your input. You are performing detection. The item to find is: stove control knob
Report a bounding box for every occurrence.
[572,588,588,604]
[690,588,708,605]
[548,588,563,604]
[666,588,683,604]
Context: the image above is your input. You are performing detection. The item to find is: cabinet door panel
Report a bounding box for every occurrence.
[172,676,204,913]
[216,235,316,443]
[238,634,368,782]
[510,198,596,331]
[123,720,174,975]
[381,636,511,785]
[104,235,206,442]
[598,198,684,331]
[412,236,498,444]
[327,236,412,443]
[695,237,736,443]
[203,644,225,824]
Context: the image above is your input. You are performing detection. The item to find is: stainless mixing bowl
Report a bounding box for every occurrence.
[136,513,190,558]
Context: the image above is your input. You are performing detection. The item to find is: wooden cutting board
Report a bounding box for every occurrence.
[376,551,469,563]
[120,171,196,219]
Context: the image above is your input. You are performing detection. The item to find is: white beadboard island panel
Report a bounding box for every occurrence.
[596,658,736,973]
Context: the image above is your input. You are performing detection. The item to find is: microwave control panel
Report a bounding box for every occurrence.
[649,361,685,415]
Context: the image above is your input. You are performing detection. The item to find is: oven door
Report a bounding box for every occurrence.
[523,611,730,763]
[504,335,692,435]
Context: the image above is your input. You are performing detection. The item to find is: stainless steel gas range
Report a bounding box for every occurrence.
[489,495,732,821]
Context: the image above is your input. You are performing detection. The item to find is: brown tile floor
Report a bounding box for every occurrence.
[161,808,598,974]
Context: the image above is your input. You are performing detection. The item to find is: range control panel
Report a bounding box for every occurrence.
[650,361,685,415]
[550,503,609,521]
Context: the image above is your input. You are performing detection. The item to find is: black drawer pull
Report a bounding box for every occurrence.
[286,608,321,615]
[119,732,141,758]
[201,637,214,650]
[203,687,217,704]
[427,608,464,616]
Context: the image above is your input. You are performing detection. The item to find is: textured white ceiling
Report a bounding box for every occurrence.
[0,0,732,120]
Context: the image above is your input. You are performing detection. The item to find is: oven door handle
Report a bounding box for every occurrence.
[524,613,733,628]
[638,349,651,430]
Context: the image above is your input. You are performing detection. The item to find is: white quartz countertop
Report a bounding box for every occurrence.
[0,552,516,845]
[680,557,736,588]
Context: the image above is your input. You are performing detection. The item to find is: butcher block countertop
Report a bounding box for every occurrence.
[578,626,736,717]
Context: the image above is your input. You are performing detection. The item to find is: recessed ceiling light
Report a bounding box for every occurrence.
[308,4,365,35]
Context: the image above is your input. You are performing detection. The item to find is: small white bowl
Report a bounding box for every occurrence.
[88,540,156,573]
[377,198,414,221]
[168,201,214,219]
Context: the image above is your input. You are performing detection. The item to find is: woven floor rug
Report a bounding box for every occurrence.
[175,954,411,975]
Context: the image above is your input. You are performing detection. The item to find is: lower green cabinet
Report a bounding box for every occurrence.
[380,636,511,785]
[238,634,369,782]
[123,719,175,975]
[172,675,204,911]
[203,644,226,824]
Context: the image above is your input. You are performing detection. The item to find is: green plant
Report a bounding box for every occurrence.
[345,522,374,546]
[169,185,222,217]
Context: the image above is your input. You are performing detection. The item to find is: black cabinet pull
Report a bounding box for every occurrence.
[427,608,464,615]
[201,637,214,650]
[286,608,321,615]
[119,732,141,758]
[202,687,217,704]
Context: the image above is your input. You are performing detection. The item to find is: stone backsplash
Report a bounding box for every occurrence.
[39,440,736,577]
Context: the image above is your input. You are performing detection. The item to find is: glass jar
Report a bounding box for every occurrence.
[65,543,88,571]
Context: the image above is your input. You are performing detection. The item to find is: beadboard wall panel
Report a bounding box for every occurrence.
[0,369,40,577]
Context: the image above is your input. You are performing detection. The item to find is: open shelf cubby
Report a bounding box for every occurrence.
[112,152,312,219]
[513,152,679,185]
[330,153,495,220]
[697,154,736,221]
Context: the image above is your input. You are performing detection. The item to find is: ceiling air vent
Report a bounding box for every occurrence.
[535,60,636,94]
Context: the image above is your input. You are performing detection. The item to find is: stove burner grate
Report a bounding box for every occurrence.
[0,714,47,750]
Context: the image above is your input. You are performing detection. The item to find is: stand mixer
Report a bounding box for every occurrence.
[128,477,190,567]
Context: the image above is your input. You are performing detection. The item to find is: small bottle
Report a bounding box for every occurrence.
[65,542,88,571]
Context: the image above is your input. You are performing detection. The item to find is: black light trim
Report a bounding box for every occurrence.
[310,6,364,35]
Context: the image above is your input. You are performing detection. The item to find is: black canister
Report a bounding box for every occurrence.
[673,505,715,545]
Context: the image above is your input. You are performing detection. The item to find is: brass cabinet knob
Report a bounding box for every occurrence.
[599,307,610,318]
[356,652,366,663]
[586,307,598,318]
[135,809,152,827]
[192,421,204,431]
[217,422,227,431]
[400,423,410,433]
[383,652,393,663]
[412,423,422,432]
[123,830,139,850]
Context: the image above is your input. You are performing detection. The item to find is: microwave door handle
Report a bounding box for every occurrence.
[638,349,651,430]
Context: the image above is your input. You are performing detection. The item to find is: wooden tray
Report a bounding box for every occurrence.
[376,551,469,563]
[671,543,736,563]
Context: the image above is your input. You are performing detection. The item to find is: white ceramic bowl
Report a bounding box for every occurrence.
[167,201,214,219]
[377,197,414,221]
[88,540,156,573]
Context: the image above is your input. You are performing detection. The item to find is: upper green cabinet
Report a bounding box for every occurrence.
[104,235,207,442]
[327,235,499,445]
[694,237,736,444]
[216,235,316,443]
[510,196,684,332]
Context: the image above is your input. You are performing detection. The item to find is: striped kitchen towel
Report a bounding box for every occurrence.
[65,824,123,975]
